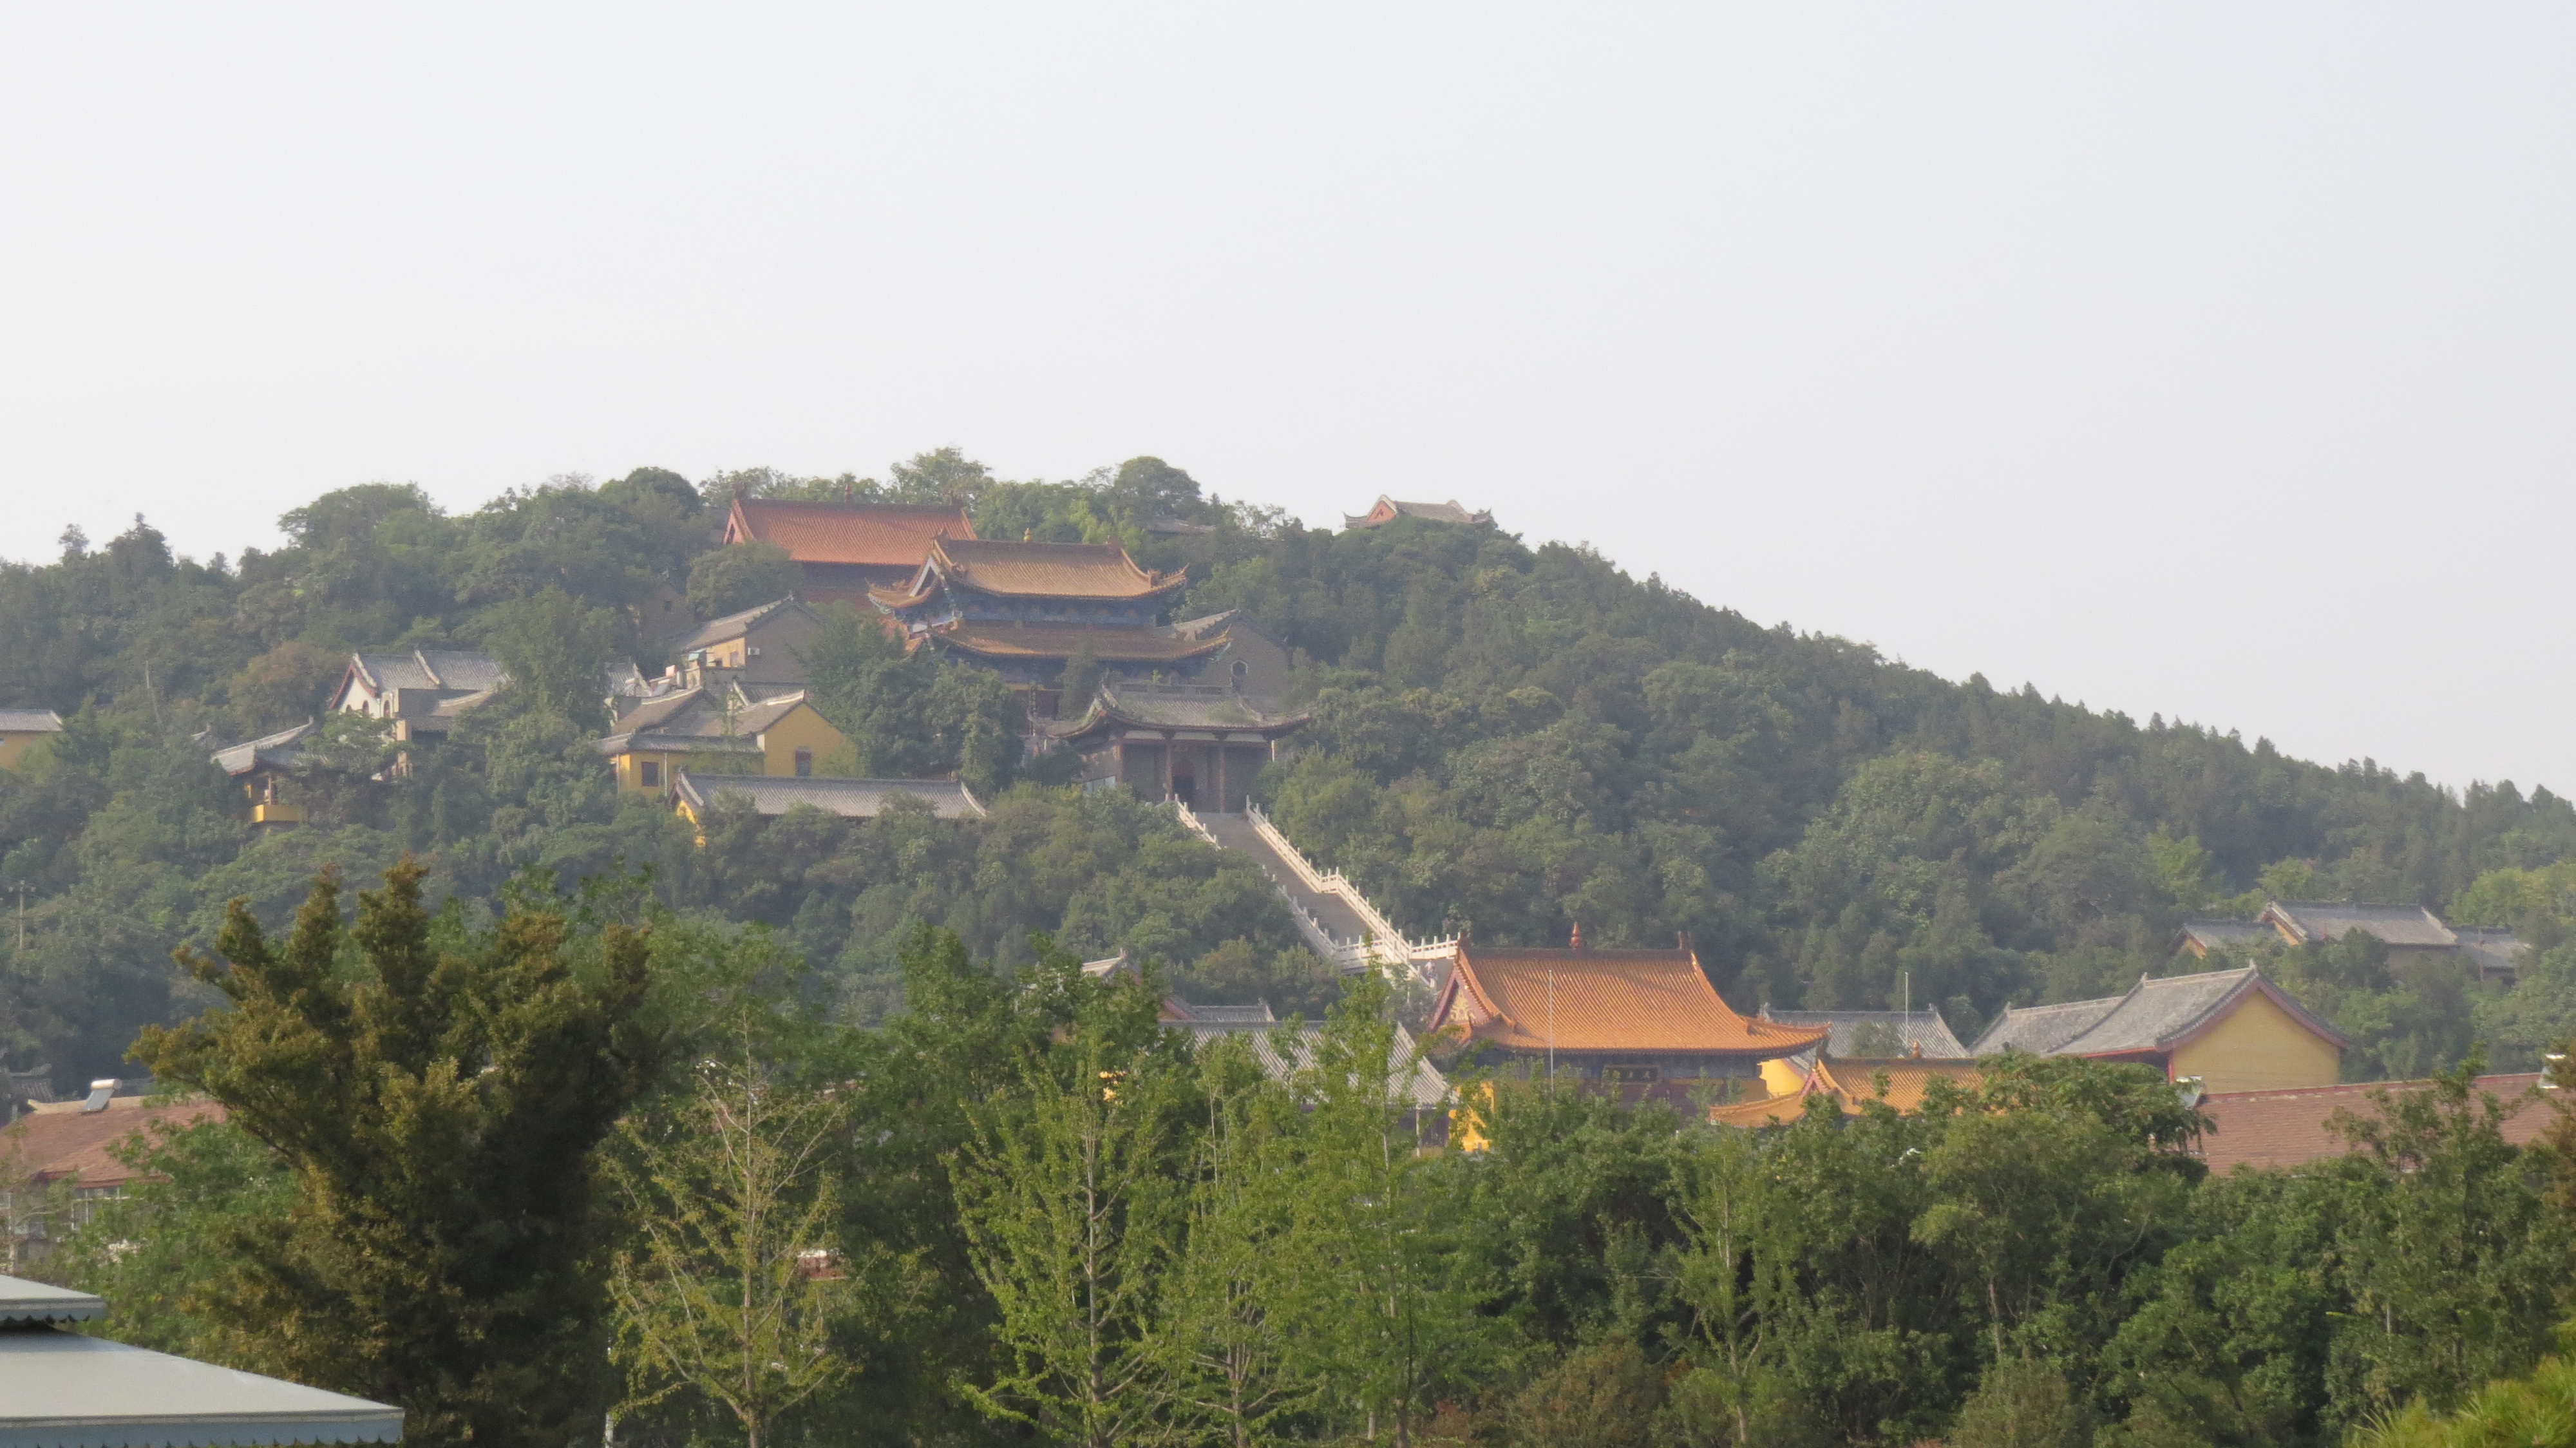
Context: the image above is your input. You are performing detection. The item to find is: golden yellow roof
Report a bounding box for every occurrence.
[1428,945,1825,1057]
[873,538,1186,607]
[1708,1054,1982,1127]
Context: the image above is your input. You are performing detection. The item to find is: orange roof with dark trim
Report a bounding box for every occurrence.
[872,537,1186,607]
[1709,1055,1982,1127]
[725,499,974,567]
[1429,944,1825,1058]
[929,623,1226,663]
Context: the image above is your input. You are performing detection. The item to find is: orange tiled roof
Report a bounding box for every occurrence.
[2,1098,228,1190]
[875,538,1186,607]
[727,499,974,567]
[2195,1073,2550,1172]
[1709,1055,1982,1127]
[1429,945,1825,1057]
[929,623,1227,663]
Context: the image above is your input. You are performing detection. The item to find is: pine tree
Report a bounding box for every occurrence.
[135,860,664,1448]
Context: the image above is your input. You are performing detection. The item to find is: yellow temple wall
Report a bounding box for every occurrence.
[2168,990,2343,1092]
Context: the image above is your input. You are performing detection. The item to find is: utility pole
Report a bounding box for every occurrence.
[11,882,26,953]
[1547,966,1557,1096]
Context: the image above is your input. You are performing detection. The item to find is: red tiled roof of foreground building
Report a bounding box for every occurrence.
[1430,943,1826,1057]
[2194,1072,2552,1172]
[724,499,975,567]
[3,1098,229,1192]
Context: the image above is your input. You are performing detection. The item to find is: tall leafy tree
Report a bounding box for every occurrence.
[607,1059,856,1448]
[134,860,664,1448]
[1285,970,1487,1447]
[950,962,1189,1448]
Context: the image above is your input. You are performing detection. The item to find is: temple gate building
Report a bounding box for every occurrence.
[1426,933,1827,1109]
[1042,681,1308,812]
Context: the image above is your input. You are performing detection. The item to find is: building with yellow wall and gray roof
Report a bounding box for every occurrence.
[0,710,64,772]
[596,688,848,798]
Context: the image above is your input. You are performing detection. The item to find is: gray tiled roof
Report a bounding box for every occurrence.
[1047,681,1307,735]
[672,770,986,819]
[1973,966,2351,1058]
[2182,918,2274,950]
[350,649,503,695]
[598,691,815,755]
[1967,997,2124,1056]
[2262,900,2457,949]
[2457,927,2528,975]
[1757,1008,1970,1060]
[1177,1020,1449,1108]
[211,721,317,777]
[663,598,811,653]
[0,710,64,734]
[416,650,506,692]
[2052,971,2259,1054]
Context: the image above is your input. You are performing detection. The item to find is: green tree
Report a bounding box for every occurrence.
[1287,969,1486,1447]
[482,585,624,720]
[1672,1123,1810,1446]
[52,1115,291,1355]
[133,861,664,1448]
[685,542,801,620]
[1057,639,1104,721]
[1167,1034,1310,1448]
[950,961,1189,1448]
[2321,1062,2570,1428]
[607,1058,855,1448]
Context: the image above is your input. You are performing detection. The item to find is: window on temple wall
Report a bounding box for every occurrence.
[639,760,661,787]
[794,747,813,777]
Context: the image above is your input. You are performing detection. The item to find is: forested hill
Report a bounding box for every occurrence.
[4,452,2573,1086]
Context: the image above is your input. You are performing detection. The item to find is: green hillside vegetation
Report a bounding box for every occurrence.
[14,455,2576,1447]
[5,453,2576,1083]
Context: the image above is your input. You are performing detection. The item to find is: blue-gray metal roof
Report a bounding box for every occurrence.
[0,1278,103,1326]
[0,1275,400,1447]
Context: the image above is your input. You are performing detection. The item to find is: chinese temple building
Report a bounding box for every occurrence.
[871,537,1240,710]
[1970,964,2349,1094]
[1426,933,1827,1108]
[723,497,977,605]
[1041,681,1309,811]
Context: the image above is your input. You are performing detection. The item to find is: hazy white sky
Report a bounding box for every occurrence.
[3,6,2569,794]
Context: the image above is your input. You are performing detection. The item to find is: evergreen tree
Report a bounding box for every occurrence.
[134,860,664,1448]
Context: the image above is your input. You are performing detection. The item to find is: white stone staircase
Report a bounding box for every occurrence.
[1175,800,1457,986]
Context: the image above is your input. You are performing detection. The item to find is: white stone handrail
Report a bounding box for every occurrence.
[1244,804,1458,977]
[1170,799,1220,847]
